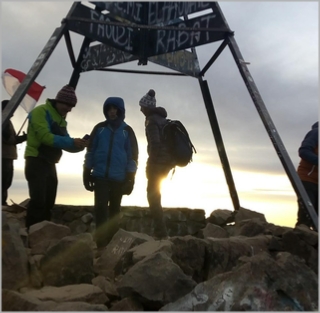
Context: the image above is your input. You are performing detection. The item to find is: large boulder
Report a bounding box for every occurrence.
[161,251,318,311]
[40,234,95,286]
[28,221,71,255]
[117,252,197,310]
[2,213,29,290]
[94,229,154,279]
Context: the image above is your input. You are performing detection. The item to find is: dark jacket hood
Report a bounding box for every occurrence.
[103,97,125,121]
[149,106,167,118]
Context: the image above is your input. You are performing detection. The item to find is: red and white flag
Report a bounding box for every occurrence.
[2,68,45,113]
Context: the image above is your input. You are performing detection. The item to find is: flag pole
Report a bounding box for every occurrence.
[16,115,28,136]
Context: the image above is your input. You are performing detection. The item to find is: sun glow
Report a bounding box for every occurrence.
[10,141,298,228]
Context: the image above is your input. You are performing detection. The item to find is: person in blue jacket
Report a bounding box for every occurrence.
[83,97,138,247]
[296,121,318,228]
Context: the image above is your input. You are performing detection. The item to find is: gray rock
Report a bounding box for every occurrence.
[2,289,108,311]
[92,275,118,301]
[170,236,208,283]
[161,251,318,311]
[81,212,94,224]
[207,209,234,226]
[117,252,197,310]
[28,221,71,255]
[2,204,318,312]
[2,213,29,290]
[94,229,154,279]
[129,239,173,263]
[38,301,108,311]
[282,228,318,273]
[109,297,144,311]
[40,235,95,286]
[234,207,267,224]
[68,219,88,234]
[22,284,108,304]
[2,289,46,311]
[201,223,229,238]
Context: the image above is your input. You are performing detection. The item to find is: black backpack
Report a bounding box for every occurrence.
[162,119,196,167]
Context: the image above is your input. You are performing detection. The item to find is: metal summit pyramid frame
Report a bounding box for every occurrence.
[2,2,317,230]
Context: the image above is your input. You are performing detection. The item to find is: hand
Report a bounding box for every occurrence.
[16,131,27,144]
[74,138,88,149]
[83,167,94,192]
[122,180,134,195]
[122,172,135,195]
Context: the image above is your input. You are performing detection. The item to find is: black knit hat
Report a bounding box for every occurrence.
[54,85,77,106]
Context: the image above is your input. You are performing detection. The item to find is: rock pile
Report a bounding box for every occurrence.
[2,203,318,311]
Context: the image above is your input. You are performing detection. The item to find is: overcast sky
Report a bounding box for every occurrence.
[1,1,318,227]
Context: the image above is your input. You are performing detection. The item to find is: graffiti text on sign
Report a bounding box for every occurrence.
[111,245,126,255]
[156,14,216,54]
[148,2,211,25]
[89,10,134,52]
[119,236,134,244]
[80,44,137,71]
[113,2,143,23]
[150,51,200,77]
[92,2,211,26]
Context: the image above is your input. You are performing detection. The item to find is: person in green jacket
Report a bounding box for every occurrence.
[24,84,88,229]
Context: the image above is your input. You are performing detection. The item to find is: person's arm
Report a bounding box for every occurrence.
[146,121,161,161]
[125,125,139,171]
[84,124,100,170]
[30,107,82,151]
[83,125,100,192]
[298,128,318,166]
[122,125,138,195]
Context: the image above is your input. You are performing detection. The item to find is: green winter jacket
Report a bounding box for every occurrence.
[24,99,83,163]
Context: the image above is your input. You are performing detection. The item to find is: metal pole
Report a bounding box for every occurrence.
[2,25,67,129]
[199,77,241,211]
[227,34,318,231]
[68,37,92,89]
[2,2,79,129]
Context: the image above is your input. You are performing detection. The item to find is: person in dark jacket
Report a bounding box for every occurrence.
[2,100,27,206]
[139,89,174,239]
[24,85,88,229]
[296,121,318,227]
[83,97,138,247]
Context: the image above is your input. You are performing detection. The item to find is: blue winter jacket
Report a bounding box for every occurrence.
[297,121,318,184]
[84,97,138,182]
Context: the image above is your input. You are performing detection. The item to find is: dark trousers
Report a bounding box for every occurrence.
[296,180,318,228]
[2,158,14,205]
[146,164,172,236]
[25,157,57,229]
[94,179,123,247]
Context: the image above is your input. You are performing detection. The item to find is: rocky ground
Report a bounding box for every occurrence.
[2,202,318,311]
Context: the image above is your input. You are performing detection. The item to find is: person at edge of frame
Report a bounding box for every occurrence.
[2,100,27,206]
[296,121,318,230]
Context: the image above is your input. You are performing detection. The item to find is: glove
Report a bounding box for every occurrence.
[16,132,27,144]
[122,172,135,195]
[83,167,94,192]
